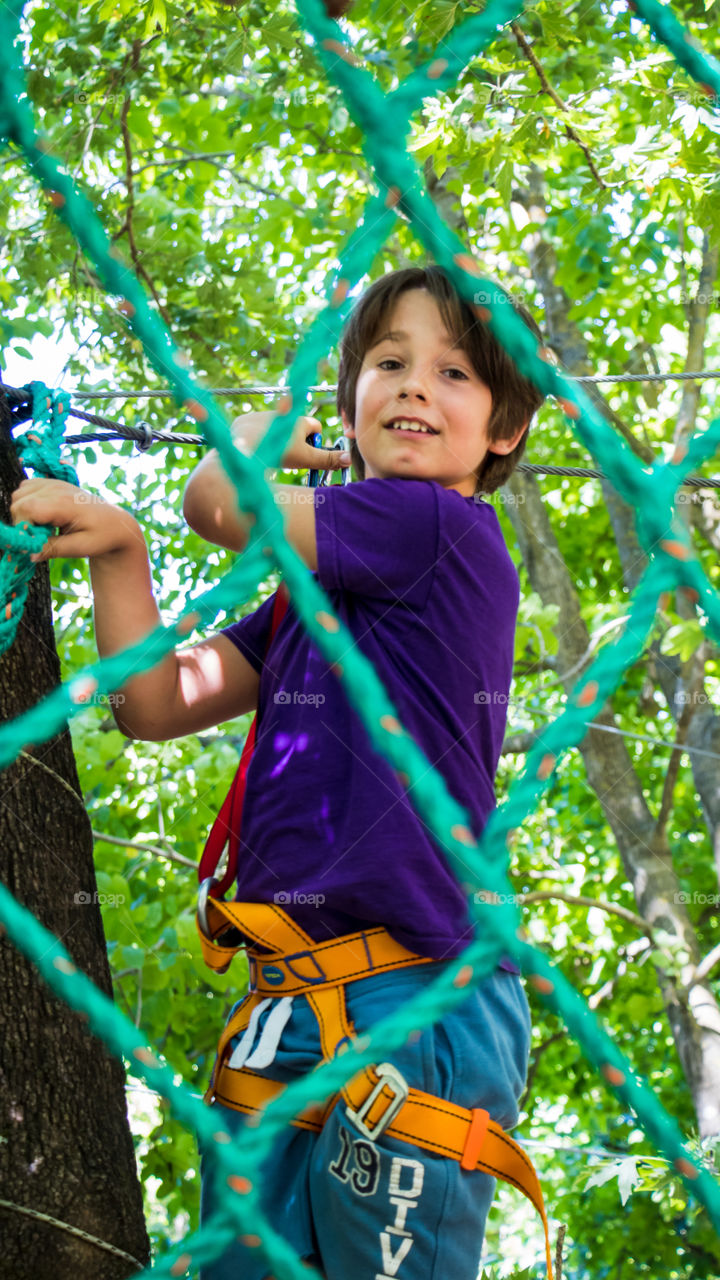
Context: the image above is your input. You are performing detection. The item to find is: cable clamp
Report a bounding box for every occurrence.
[134,420,154,452]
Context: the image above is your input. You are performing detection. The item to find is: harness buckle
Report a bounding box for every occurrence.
[197,877,244,974]
[345,1062,409,1142]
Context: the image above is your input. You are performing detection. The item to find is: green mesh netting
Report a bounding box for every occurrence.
[1,1,720,1276]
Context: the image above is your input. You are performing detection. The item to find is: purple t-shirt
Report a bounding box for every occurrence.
[220,477,519,966]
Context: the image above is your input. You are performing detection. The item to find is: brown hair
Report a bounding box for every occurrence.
[336,265,545,496]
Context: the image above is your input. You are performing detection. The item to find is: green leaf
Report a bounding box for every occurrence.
[618,1156,642,1205]
[660,620,705,662]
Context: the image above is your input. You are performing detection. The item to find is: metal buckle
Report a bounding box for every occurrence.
[197,877,244,972]
[197,876,219,939]
[345,1063,409,1142]
[318,435,351,487]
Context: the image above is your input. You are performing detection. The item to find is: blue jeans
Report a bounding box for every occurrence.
[200,961,531,1280]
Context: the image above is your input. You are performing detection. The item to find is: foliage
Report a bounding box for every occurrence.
[3,0,720,1275]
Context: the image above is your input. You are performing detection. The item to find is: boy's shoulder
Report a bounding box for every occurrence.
[310,475,516,612]
[364,476,504,533]
[318,475,507,559]
[323,475,496,517]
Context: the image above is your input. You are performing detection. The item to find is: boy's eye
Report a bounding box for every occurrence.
[377,358,469,380]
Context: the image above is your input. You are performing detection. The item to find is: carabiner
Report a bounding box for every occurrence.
[318,435,351,487]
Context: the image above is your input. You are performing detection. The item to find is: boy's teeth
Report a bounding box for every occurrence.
[389,420,433,433]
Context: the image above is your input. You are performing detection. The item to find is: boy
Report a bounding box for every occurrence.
[10,265,545,1279]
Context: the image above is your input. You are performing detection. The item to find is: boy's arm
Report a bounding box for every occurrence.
[184,467,319,570]
[183,410,350,568]
[10,478,260,741]
[90,546,261,740]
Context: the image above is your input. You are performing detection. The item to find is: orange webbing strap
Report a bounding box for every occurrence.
[305,985,356,1061]
[196,898,317,973]
[214,1062,554,1279]
[196,898,433,990]
[204,989,265,1104]
[204,983,358,1108]
[213,1061,332,1132]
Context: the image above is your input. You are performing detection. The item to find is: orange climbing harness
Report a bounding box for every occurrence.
[197,893,554,1278]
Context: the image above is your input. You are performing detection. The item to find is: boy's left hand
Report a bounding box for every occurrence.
[231,410,351,473]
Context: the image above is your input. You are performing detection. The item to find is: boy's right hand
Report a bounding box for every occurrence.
[232,411,351,473]
[10,478,142,563]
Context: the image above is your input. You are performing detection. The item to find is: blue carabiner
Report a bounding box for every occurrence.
[306,431,323,488]
[318,435,351,487]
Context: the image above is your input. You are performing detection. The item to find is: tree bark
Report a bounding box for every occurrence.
[0,391,150,1277]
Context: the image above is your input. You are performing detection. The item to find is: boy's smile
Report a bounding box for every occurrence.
[341,288,524,497]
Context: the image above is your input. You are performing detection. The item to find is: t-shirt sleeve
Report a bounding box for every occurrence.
[219,590,278,674]
[314,477,439,608]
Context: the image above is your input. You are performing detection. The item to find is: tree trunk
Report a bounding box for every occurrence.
[523,188,720,880]
[503,174,720,1137]
[506,466,720,1137]
[0,390,150,1277]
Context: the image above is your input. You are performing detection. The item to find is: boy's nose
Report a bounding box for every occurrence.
[397,361,435,398]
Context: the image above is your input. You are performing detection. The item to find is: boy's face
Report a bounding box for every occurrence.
[341,288,526,497]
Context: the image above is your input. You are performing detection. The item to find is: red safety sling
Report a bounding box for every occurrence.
[198,583,290,894]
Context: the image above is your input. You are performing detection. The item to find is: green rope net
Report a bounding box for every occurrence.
[0,385,78,651]
[1,0,720,1275]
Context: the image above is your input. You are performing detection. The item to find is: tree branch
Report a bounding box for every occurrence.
[502,729,541,754]
[687,940,720,990]
[588,941,653,1010]
[128,153,303,211]
[519,1029,566,1114]
[653,656,705,842]
[90,829,196,869]
[682,239,720,559]
[115,41,171,326]
[523,890,652,937]
[510,24,607,191]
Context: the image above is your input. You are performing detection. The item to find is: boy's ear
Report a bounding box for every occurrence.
[488,421,529,456]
